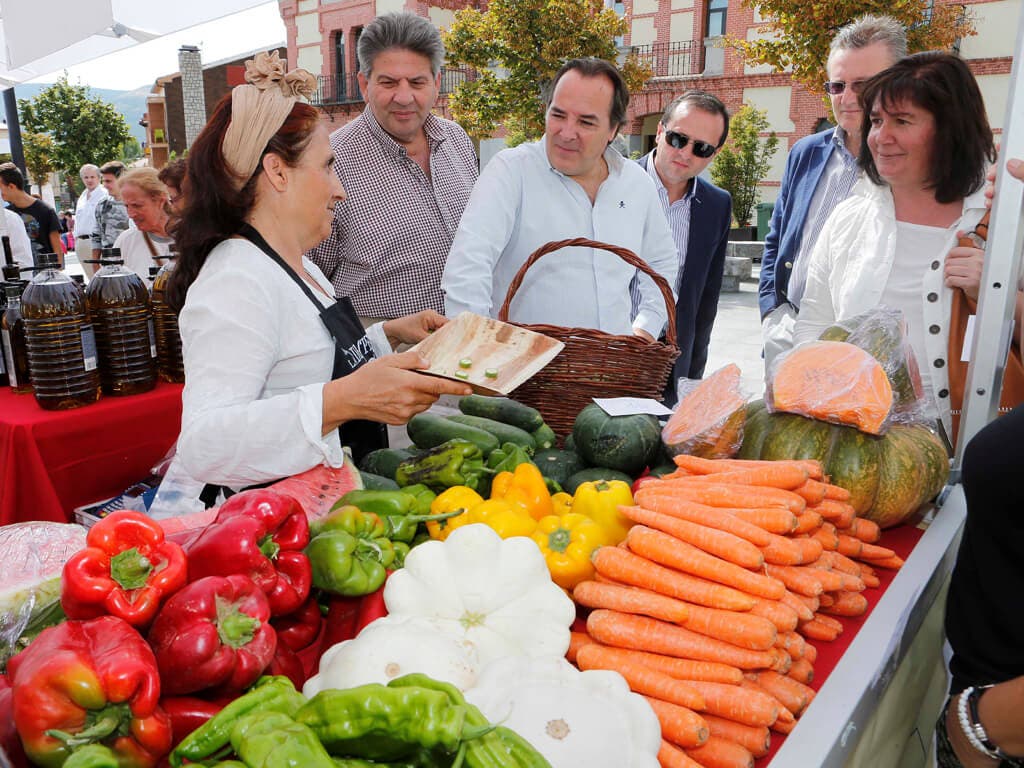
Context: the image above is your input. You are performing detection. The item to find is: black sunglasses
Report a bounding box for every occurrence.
[663,130,718,159]
[823,80,868,96]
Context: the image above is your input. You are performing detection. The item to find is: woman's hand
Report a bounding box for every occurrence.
[382,310,449,349]
[946,241,985,304]
[322,350,471,429]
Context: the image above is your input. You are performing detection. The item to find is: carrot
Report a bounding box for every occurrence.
[798,617,838,642]
[813,499,856,528]
[682,680,780,727]
[658,739,704,768]
[800,642,817,664]
[592,546,757,611]
[794,510,824,534]
[807,567,860,593]
[644,696,710,748]
[683,464,809,490]
[590,646,744,684]
[775,630,806,660]
[811,524,840,551]
[586,610,782,670]
[567,630,594,663]
[859,569,881,588]
[748,599,799,632]
[700,714,771,758]
[821,590,868,617]
[619,505,765,569]
[793,478,828,505]
[858,541,897,560]
[573,580,690,624]
[671,454,821,480]
[627,526,786,601]
[836,533,864,558]
[793,536,824,565]
[747,670,814,716]
[787,656,815,686]
[769,647,793,674]
[764,564,825,597]
[818,592,835,608]
[822,550,863,576]
[576,644,706,710]
[771,715,796,734]
[813,613,844,633]
[785,591,819,618]
[758,534,806,566]
[862,554,904,570]
[682,602,778,652]
[838,517,881,543]
[633,490,774,546]
[684,734,755,768]
[658,482,806,514]
[729,507,799,534]
[822,482,852,501]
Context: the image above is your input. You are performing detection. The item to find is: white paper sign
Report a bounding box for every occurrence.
[961,315,976,362]
[593,397,674,417]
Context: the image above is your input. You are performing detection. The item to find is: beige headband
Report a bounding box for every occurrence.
[221,50,318,188]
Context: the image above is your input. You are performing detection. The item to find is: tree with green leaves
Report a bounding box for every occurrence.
[730,2,975,99]
[22,132,58,190]
[121,137,142,162]
[710,105,780,227]
[443,0,650,144]
[18,75,131,194]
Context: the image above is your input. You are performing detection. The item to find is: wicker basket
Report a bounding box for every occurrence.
[498,238,679,436]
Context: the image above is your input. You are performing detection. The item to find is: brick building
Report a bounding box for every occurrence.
[281,0,1018,202]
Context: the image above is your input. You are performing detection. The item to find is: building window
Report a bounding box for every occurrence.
[707,0,727,38]
[334,31,345,80]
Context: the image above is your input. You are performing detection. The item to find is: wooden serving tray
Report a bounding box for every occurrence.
[409,312,564,395]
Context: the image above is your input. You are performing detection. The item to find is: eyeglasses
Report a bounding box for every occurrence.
[663,130,718,158]
[823,80,868,96]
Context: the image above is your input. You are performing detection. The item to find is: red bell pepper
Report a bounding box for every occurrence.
[7,616,172,768]
[62,510,187,628]
[266,643,305,690]
[184,489,312,616]
[159,695,228,747]
[270,595,323,652]
[147,574,277,695]
[0,675,28,767]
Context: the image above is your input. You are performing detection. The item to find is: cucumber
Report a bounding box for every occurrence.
[358,448,417,480]
[531,423,557,451]
[407,413,499,455]
[458,395,545,432]
[564,467,634,494]
[446,414,536,451]
[359,471,400,490]
[533,449,586,486]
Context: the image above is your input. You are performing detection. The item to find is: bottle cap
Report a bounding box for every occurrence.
[3,282,23,299]
[35,252,60,269]
[148,266,161,279]
[2,263,19,281]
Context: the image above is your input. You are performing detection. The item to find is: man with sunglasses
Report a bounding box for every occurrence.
[759,15,906,366]
[635,91,732,404]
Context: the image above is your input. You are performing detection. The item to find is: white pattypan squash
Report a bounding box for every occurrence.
[302,615,480,697]
[383,524,575,664]
[465,655,661,768]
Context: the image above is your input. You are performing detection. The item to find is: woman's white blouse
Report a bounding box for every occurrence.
[174,237,390,490]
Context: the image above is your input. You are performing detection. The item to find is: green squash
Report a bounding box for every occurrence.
[571,404,662,476]
[739,400,949,528]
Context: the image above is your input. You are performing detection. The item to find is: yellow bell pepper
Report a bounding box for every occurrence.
[427,486,483,540]
[490,462,553,520]
[551,492,573,516]
[466,499,537,539]
[531,513,610,590]
[572,480,635,544]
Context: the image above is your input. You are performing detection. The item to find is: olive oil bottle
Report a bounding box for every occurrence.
[151,256,184,383]
[2,282,32,394]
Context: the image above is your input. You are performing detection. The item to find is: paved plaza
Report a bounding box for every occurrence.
[703,265,766,399]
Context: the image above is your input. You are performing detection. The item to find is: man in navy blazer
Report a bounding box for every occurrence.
[759,15,906,366]
[636,90,732,405]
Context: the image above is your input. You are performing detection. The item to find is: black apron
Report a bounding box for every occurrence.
[198,226,387,507]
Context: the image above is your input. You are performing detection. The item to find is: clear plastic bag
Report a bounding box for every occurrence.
[147,441,209,520]
[663,363,748,458]
[0,522,87,668]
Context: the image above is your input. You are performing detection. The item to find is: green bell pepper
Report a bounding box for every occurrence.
[394,440,489,492]
[391,541,411,569]
[231,711,335,768]
[333,487,440,543]
[62,745,119,768]
[401,484,437,515]
[486,442,534,474]
[305,506,396,596]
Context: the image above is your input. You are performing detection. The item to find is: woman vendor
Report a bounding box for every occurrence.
[164,51,470,505]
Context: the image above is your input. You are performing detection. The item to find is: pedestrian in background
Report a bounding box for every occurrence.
[73,163,108,279]
[92,160,131,259]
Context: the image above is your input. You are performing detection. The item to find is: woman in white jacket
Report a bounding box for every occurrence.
[793,51,996,440]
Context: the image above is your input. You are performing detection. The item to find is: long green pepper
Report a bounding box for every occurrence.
[169,676,306,767]
[61,745,119,768]
[230,711,335,768]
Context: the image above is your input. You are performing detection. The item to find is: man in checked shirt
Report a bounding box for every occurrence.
[307,12,478,327]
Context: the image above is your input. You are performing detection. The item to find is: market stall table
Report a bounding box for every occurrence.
[0,382,184,525]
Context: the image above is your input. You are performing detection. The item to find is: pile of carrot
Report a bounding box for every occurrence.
[567,454,904,768]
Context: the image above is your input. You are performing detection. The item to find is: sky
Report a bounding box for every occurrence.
[27,2,287,92]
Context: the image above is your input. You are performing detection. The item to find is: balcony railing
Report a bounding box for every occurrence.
[629,40,700,79]
[310,66,478,107]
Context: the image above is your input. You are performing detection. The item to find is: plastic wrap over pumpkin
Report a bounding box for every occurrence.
[662,364,749,459]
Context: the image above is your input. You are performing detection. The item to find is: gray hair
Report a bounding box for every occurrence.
[79,163,100,177]
[357,12,445,76]
[829,15,908,61]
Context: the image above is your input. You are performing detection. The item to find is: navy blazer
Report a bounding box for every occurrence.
[758,128,837,319]
[638,152,732,404]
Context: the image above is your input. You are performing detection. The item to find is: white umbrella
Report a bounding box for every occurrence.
[0,0,271,86]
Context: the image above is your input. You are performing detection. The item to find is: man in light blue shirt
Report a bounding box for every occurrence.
[442,58,677,339]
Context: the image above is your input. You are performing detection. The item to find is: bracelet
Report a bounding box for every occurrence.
[958,686,1016,762]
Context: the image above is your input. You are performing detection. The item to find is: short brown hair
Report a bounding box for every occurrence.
[100,160,126,178]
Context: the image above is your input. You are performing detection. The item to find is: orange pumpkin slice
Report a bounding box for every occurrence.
[663,363,747,458]
[770,341,893,435]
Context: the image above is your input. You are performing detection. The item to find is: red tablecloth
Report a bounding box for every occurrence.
[0,382,183,525]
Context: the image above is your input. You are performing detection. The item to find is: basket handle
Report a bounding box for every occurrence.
[496,238,678,346]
